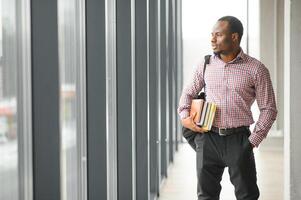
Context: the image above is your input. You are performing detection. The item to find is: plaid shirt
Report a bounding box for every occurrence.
[178,50,277,147]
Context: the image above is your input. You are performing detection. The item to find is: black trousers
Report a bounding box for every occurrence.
[194,129,260,200]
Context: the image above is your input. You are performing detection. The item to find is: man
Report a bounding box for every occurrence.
[177,16,277,200]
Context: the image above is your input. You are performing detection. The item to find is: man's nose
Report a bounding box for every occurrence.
[211,35,216,43]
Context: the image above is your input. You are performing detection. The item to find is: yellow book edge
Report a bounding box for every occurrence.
[202,103,217,131]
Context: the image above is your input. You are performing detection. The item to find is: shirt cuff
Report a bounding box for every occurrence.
[248,133,264,148]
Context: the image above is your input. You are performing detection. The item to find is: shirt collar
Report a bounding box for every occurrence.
[235,48,246,61]
[213,48,246,63]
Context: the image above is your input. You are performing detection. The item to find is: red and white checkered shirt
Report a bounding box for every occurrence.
[178,50,277,147]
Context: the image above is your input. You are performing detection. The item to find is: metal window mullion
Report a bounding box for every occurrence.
[31,0,61,198]
[165,0,170,167]
[131,0,136,199]
[172,0,176,156]
[76,0,87,199]
[17,0,33,199]
[105,0,118,199]
[156,0,162,191]
[146,0,151,198]
[159,0,168,179]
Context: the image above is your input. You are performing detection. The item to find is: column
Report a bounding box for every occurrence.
[135,0,150,199]
[86,0,107,199]
[31,0,60,199]
[284,0,301,199]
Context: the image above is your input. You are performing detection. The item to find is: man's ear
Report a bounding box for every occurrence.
[232,33,239,43]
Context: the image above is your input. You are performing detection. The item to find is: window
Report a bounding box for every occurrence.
[0,0,32,199]
[58,0,87,199]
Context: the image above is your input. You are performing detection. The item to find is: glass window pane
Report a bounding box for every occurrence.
[0,0,19,199]
[58,0,86,200]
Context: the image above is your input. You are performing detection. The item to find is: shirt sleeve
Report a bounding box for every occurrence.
[249,64,278,147]
[177,60,205,119]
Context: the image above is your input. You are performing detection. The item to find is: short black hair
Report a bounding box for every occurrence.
[218,16,244,42]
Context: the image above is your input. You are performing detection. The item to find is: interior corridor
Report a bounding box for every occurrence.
[159,138,283,200]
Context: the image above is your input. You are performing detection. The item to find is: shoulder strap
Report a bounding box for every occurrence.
[203,55,211,77]
[201,55,211,100]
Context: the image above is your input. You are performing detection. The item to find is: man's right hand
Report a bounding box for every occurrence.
[181,112,208,133]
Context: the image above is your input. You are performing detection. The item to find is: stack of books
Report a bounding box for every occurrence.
[189,99,217,131]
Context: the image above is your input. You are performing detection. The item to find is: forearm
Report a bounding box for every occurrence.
[177,91,195,119]
[249,108,277,147]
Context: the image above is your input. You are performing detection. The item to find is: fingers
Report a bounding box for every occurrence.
[192,126,202,132]
[191,124,208,133]
[181,116,209,133]
[194,125,208,133]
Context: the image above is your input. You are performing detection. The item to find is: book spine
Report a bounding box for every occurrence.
[203,103,212,130]
[207,104,217,130]
[197,100,204,124]
[199,102,208,126]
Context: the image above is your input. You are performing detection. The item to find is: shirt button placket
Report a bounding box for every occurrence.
[224,64,228,128]
[222,64,227,128]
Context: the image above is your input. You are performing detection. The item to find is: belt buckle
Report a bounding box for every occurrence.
[218,128,227,136]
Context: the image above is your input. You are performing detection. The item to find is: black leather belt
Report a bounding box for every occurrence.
[211,126,249,136]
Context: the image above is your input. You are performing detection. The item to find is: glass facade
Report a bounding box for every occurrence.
[0,1,19,199]
[58,0,87,199]
[0,0,181,199]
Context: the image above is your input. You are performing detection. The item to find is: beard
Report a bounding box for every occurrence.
[213,48,233,56]
[213,48,221,54]
[212,37,234,55]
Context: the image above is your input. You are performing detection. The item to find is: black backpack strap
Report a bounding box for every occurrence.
[197,55,211,99]
[203,55,211,77]
[202,55,211,100]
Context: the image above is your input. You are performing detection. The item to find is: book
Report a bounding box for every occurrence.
[189,99,204,124]
[202,103,217,131]
[190,100,217,131]
[199,102,208,126]
[207,104,217,130]
[203,103,212,128]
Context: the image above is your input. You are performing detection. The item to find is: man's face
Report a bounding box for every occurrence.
[211,21,237,54]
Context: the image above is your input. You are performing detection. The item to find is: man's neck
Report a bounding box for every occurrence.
[219,47,241,63]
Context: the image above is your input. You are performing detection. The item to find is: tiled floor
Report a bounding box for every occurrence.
[159,138,283,200]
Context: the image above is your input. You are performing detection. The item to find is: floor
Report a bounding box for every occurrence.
[158,137,283,200]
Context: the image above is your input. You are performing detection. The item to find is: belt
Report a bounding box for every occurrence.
[211,126,249,136]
